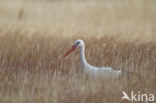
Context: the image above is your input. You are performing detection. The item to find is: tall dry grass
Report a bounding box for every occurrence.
[0,0,155,103]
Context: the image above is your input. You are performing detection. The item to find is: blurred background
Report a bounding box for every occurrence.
[0,0,156,41]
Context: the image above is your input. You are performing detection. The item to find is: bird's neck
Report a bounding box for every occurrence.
[79,45,88,70]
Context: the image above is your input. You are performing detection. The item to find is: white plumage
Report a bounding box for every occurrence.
[63,39,122,78]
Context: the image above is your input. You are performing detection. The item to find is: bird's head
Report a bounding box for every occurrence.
[74,39,84,48]
[63,39,84,58]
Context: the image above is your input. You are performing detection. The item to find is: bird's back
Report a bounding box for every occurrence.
[84,65,122,78]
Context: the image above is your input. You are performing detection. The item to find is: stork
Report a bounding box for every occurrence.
[63,39,122,78]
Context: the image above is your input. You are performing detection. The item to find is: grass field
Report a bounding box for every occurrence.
[0,0,155,103]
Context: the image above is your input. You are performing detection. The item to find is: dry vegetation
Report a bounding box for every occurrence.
[0,0,156,103]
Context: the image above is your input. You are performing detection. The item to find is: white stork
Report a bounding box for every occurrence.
[63,39,122,78]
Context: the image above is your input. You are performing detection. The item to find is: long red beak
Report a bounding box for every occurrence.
[63,45,77,58]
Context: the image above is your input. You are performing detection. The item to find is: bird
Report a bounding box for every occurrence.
[63,39,122,78]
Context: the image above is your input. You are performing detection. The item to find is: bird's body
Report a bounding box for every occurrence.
[63,39,122,78]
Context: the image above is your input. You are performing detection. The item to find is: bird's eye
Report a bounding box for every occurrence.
[76,42,80,45]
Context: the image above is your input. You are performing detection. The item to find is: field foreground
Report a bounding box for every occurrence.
[0,0,156,103]
[0,33,155,103]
